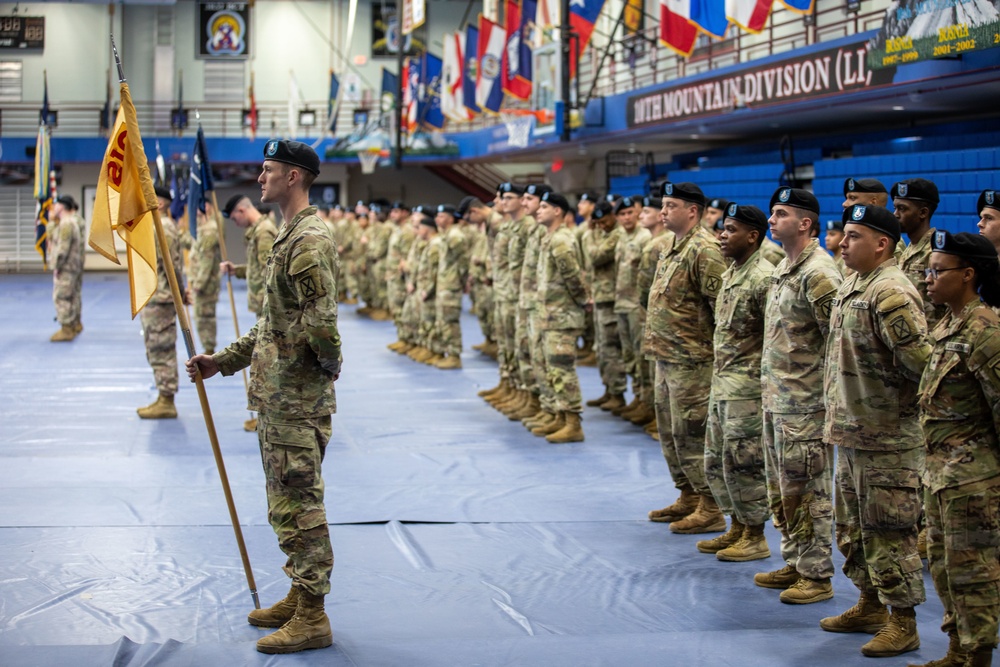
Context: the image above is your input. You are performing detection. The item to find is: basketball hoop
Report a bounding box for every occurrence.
[357,147,382,174]
[501,112,533,149]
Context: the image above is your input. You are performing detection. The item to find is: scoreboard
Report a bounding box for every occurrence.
[0,16,44,50]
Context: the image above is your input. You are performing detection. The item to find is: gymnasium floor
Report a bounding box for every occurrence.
[0,271,948,666]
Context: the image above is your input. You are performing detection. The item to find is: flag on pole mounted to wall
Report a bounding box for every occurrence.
[536,0,561,42]
[154,140,166,187]
[442,32,471,122]
[326,70,340,135]
[419,51,445,129]
[690,0,729,38]
[463,23,481,116]
[188,125,214,239]
[568,0,605,78]
[502,0,532,100]
[403,57,419,133]
[169,164,188,223]
[726,0,772,32]
[88,82,159,318]
[33,123,52,268]
[660,0,699,57]
[381,67,399,122]
[778,0,814,13]
[247,73,258,140]
[476,15,505,114]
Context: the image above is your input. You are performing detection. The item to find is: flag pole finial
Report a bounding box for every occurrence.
[111,35,126,83]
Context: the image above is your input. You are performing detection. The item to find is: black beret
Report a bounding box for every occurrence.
[391,200,410,211]
[456,196,476,219]
[499,182,525,195]
[770,187,820,216]
[418,214,437,229]
[661,182,706,207]
[641,195,657,208]
[413,204,433,215]
[578,192,598,203]
[154,185,172,201]
[436,204,457,217]
[614,195,639,213]
[714,218,725,231]
[56,194,77,209]
[263,139,321,176]
[541,191,570,212]
[708,197,731,211]
[826,219,845,233]
[605,193,620,203]
[332,203,344,212]
[891,178,939,204]
[316,203,331,213]
[524,183,553,198]
[843,204,900,244]
[724,202,768,231]
[931,230,998,260]
[978,189,999,214]
[844,177,887,196]
[592,201,614,221]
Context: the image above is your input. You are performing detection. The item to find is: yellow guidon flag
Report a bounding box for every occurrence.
[88,82,159,318]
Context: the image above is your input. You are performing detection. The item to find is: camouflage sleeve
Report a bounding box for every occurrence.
[874,285,931,380]
[804,267,840,339]
[637,244,659,309]
[290,235,342,376]
[508,230,526,275]
[553,234,590,306]
[591,229,620,268]
[234,264,248,280]
[969,324,1000,437]
[693,245,725,314]
[55,222,74,271]
[452,231,470,286]
[178,226,194,251]
[425,244,440,299]
[215,320,259,376]
[256,226,276,270]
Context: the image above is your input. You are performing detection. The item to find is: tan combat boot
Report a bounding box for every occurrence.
[478,379,505,399]
[907,632,968,667]
[532,412,564,436]
[645,420,659,440]
[648,486,699,522]
[244,417,258,432]
[396,342,414,354]
[248,586,300,628]
[137,393,177,419]
[387,340,405,351]
[861,606,919,657]
[370,308,392,321]
[717,523,772,562]
[779,576,834,604]
[599,394,626,412]
[967,648,994,667]
[435,355,462,370]
[696,518,745,554]
[50,325,77,342]
[499,391,529,417]
[612,396,640,417]
[526,411,556,432]
[491,387,520,411]
[577,349,597,367]
[626,402,656,426]
[509,394,541,421]
[486,382,514,406]
[670,495,727,534]
[547,412,584,443]
[586,390,611,407]
[73,321,84,334]
[754,563,800,589]
[256,590,333,654]
[819,591,889,633]
[423,353,444,366]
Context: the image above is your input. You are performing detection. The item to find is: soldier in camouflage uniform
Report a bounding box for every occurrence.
[638,196,675,440]
[575,193,598,366]
[531,192,590,443]
[915,231,1000,667]
[137,186,188,420]
[386,201,416,352]
[697,204,774,562]
[414,214,443,362]
[892,178,948,330]
[49,195,84,342]
[702,197,728,234]
[401,211,430,358]
[221,195,279,320]
[335,207,361,304]
[979,189,1000,258]
[821,204,930,658]
[511,184,549,421]
[754,188,842,604]
[431,204,468,369]
[825,219,847,275]
[612,196,653,425]
[461,197,498,357]
[584,201,627,411]
[364,202,393,320]
[480,185,519,406]
[189,202,222,354]
[188,141,339,655]
[644,182,726,534]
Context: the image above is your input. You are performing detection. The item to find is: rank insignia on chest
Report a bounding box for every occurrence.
[945,342,971,354]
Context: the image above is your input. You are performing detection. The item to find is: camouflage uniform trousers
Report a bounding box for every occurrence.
[528,310,552,409]
[72,265,83,325]
[53,270,80,327]
[544,328,583,413]
[653,360,712,495]
[595,303,626,394]
[705,398,769,526]
[497,300,520,385]
[516,306,536,392]
[140,301,178,396]
[581,308,595,350]
[434,298,463,356]
[616,307,649,402]
[835,445,926,607]
[419,297,437,351]
[925,479,1000,652]
[258,412,334,597]
[763,411,835,580]
[193,287,219,353]
[373,258,389,309]
[471,283,494,342]
[400,291,421,344]
[344,259,361,299]
[359,259,375,306]
[387,275,407,322]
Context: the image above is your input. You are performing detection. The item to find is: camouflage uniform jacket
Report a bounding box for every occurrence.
[899,229,948,330]
[760,236,786,266]
[712,249,774,401]
[236,217,278,314]
[67,212,87,269]
[518,222,547,311]
[152,216,185,305]
[537,226,590,331]
[823,258,931,451]
[614,226,652,313]
[468,226,492,286]
[366,220,391,263]
[643,225,725,364]
[335,219,358,259]
[437,225,469,307]
[761,239,841,414]
[574,219,591,249]
[492,218,515,302]
[215,207,341,418]
[590,225,624,304]
[386,223,416,282]
[919,300,1000,492]
[506,214,534,303]
[405,237,428,290]
[638,231,675,309]
[191,218,221,295]
[417,236,443,301]
[54,215,82,275]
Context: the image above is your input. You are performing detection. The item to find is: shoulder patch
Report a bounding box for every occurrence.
[888,315,913,341]
[706,275,721,294]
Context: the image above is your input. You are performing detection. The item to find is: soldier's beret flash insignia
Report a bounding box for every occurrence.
[778,189,790,202]
[897,183,908,197]
[853,205,866,220]
[727,203,737,217]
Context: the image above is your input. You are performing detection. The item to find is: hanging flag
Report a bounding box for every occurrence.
[660,0,699,57]
[247,73,258,140]
[154,140,166,187]
[188,125,214,239]
[476,15,505,114]
[169,164,188,223]
[39,70,51,126]
[463,23,481,116]
[568,0,605,78]
[100,68,114,137]
[691,0,729,38]
[536,0,561,43]
[519,0,538,88]
[326,70,340,135]
[33,123,51,267]
[778,0,814,12]
[419,51,445,129]
[726,0,772,31]
[381,67,399,122]
[442,32,471,122]
[402,57,419,133]
[288,70,300,139]
[88,82,159,318]
[502,0,532,100]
